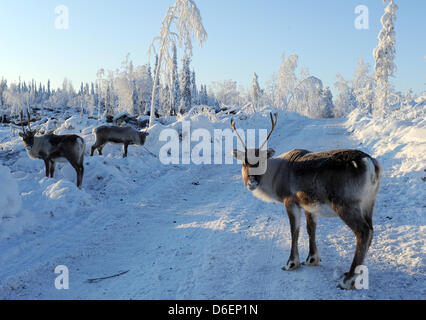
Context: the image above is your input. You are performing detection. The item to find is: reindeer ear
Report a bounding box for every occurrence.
[267,148,275,158]
[232,149,246,161]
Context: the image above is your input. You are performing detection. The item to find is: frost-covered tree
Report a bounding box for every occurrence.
[153,55,161,117]
[114,77,133,115]
[373,0,398,113]
[288,76,331,118]
[353,57,375,114]
[191,70,198,106]
[47,79,51,98]
[0,79,7,108]
[252,72,261,109]
[179,56,192,114]
[199,84,209,105]
[145,64,153,115]
[264,72,279,107]
[4,84,26,115]
[320,87,334,118]
[171,44,180,115]
[333,74,357,117]
[148,0,207,126]
[211,80,239,107]
[278,53,298,109]
[161,83,171,116]
[109,54,138,116]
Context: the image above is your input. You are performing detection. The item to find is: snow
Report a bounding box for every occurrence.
[0,107,424,299]
[0,165,22,217]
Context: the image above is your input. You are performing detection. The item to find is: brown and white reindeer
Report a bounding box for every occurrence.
[231,113,382,289]
[18,110,85,188]
[90,126,149,158]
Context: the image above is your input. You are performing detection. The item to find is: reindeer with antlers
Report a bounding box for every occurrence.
[18,109,86,188]
[231,113,381,289]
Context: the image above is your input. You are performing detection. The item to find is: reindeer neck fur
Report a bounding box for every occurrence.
[25,135,50,160]
[251,157,287,204]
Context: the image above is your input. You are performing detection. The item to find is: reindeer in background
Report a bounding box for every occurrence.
[18,109,85,188]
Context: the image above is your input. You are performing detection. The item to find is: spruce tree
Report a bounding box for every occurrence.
[172,44,180,116]
[373,0,398,113]
[179,56,192,114]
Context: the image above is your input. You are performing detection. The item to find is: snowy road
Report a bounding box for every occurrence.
[0,113,424,299]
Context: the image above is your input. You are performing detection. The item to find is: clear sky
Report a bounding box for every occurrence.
[0,0,425,95]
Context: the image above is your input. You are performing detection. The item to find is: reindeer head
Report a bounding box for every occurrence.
[138,131,149,145]
[231,113,277,191]
[18,110,37,150]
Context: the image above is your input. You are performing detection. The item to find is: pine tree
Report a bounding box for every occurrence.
[153,55,161,117]
[171,44,180,116]
[373,0,398,113]
[47,79,51,98]
[191,70,198,106]
[145,64,153,115]
[199,84,206,105]
[179,56,192,114]
[320,87,334,118]
[161,84,171,116]
[252,72,261,109]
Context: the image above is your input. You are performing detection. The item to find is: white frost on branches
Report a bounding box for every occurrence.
[148,0,207,126]
[373,0,398,113]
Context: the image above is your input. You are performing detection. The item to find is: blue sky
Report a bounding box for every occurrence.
[0,0,424,95]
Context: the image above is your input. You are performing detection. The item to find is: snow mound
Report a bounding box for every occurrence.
[0,165,35,239]
[0,165,22,218]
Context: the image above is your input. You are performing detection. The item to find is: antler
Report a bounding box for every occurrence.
[259,113,278,150]
[230,118,247,150]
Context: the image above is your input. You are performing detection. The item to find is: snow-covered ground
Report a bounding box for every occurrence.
[0,107,424,299]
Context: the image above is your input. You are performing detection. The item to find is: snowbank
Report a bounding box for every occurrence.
[0,164,34,239]
[347,109,426,176]
[0,165,21,218]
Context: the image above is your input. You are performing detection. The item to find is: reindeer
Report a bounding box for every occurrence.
[231,113,382,289]
[90,126,149,158]
[18,110,85,188]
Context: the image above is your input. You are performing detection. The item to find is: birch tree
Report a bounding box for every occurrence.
[148,0,207,126]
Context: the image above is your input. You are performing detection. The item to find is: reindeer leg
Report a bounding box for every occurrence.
[49,160,55,178]
[123,143,129,158]
[43,159,50,177]
[97,145,104,156]
[335,205,373,290]
[282,199,301,271]
[90,144,97,156]
[302,211,320,266]
[78,165,84,189]
[67,157,84,189]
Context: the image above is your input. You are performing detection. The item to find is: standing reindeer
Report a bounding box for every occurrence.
[18,110,85,188]
[231,113,381,289]
[90,126,149,158]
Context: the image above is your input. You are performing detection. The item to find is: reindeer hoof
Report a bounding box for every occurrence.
[282,259,300,271]
[337,274,357,290]
[302,254,321,266]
